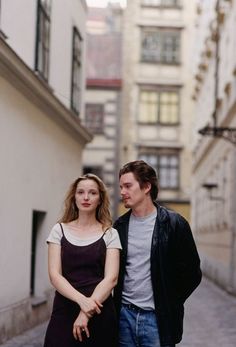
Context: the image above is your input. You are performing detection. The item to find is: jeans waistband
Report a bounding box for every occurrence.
[122,303,154,313]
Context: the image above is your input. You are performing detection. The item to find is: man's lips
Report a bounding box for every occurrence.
[122,197,129,202]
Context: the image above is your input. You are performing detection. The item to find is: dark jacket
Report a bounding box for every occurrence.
[113,204,202,346]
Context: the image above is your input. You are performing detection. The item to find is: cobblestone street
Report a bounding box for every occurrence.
[1,277,236,347]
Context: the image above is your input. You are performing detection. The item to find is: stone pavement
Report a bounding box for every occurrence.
[179,277,236,347]
[0,277,236,347]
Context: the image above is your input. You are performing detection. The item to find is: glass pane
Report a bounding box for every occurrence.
[158,155,179,188]
[169,169,178,187]
[139,154,158,168]
[85,104,104,133]
[162,31,180,63]
[170,155,178,166]
[72,29,82,114]
[159,155,168,166]
[41,0,52,16]
[139,91,158,123]
[164,0,179,6]
[159,168,168,188]
[142,31,161,62]
[159,92,179,124]
[142,0,161,5]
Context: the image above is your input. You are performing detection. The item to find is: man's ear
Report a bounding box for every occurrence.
[144,182,151,195]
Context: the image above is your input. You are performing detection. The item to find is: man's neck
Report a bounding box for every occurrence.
[131,199,156,218]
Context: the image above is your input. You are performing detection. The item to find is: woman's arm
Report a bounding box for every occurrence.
[91,248,120,303]
[48,243,102,315]
[73,248,120,341]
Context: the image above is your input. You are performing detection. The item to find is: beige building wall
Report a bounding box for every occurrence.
[192,0,236,294]
[120,0,196,220]
[83,88,121,218]
[83,5,122,219]
[0,0,91,343]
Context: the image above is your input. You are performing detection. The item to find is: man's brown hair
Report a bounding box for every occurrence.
[119,160,158,201]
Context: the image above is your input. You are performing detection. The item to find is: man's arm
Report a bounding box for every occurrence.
[173,215,202,303]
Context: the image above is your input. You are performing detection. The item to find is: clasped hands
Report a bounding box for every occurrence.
[73,295,103,342]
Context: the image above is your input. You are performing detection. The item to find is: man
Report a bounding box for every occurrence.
[113,160,202,347]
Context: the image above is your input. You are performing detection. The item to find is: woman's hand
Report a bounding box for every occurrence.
[77,294,103,317]
[73,311,90,342]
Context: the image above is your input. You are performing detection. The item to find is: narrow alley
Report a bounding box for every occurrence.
[0,277,235,347]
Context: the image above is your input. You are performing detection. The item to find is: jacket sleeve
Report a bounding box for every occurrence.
[173,214,202,303]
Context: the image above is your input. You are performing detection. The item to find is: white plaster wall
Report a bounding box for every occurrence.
[1,0,37,68]
[0,77,84,307]
[1,0,87,117]
[50,0,87,116]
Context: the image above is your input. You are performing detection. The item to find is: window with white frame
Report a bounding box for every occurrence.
[85,104,104,134]
[141,0,180,7]
[139,152,179,189]
[35,0,51,80]
[71,27,82,115]
[139,89,179,124]
[141,28,180,64]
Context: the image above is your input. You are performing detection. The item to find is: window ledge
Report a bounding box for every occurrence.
[0,30,7,40]
[141,5,183,10]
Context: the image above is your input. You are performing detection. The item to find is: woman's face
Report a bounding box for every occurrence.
[75,179,101,213]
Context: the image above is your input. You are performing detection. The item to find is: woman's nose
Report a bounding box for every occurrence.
[84,193,89,200]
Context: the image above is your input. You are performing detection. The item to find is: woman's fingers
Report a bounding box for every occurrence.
[94,300,103,314]
[84,326,90,338]
[73,324,79,340]
[73,325,90,342]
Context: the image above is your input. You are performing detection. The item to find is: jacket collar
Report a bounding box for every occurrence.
[117,202,170,224]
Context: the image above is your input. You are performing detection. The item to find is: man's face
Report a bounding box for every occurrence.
[119,172,148,209]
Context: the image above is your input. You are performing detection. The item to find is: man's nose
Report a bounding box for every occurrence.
[120,187,126,195]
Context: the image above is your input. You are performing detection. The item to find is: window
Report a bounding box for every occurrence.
[85,104,104,133]
[141,0,180,7]
[139,90,179,124]
[83,166,103,180]
[139,153,179,189]
[35,0,51,80]
[71,27,82,115]
[141,28,180,64]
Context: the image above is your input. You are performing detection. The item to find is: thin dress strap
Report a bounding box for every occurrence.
[59,223,65,237]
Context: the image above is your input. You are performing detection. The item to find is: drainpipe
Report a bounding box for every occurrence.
[229,154,236,293]
[213,0,220,131]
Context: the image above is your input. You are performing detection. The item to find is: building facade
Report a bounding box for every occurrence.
[120,0,196,219]
[192,0,236,294]
[0,0,91,343]
[83,5,123,219]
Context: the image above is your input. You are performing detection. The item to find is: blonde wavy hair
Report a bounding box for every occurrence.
[59,174,112,230]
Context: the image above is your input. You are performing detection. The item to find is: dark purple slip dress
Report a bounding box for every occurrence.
[44,224,118,347]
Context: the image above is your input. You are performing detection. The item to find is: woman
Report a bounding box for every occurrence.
[44,174,121,347]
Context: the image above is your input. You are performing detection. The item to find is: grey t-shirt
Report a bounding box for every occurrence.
[122,210,157,310]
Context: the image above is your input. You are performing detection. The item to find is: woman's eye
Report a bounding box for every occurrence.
[91,191,98,195]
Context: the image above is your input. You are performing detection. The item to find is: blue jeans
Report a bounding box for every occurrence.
[119,304,175,347]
